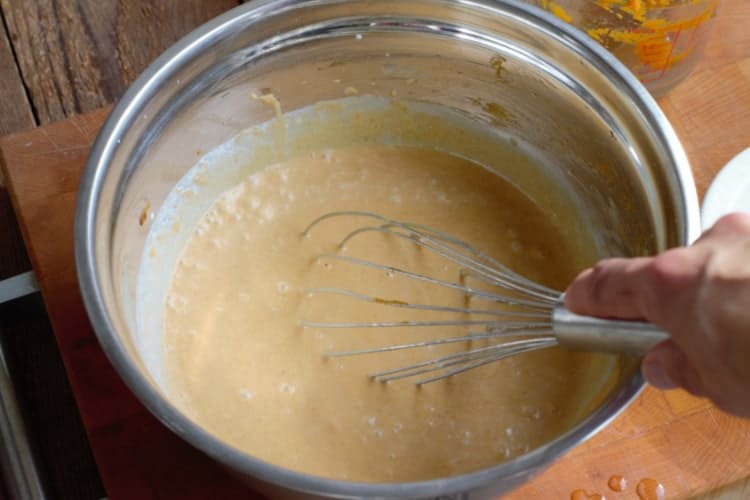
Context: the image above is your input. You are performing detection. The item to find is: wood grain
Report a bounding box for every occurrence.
[0,2,242,499]
[0,9,34,276]
[0,8,105,500]
[0,13,34,138]
[0,6,32,273]
[512,390,750,499]
[0,0,239,126]
[693,478,750,500]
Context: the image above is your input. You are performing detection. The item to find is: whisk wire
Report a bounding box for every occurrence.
[303,319,551,329]
[330,215,556,299]
[411,338,559,385]
[370,337,557,384]
[323,327,553,357]
[311,253,551,311]
[301,211,571,384]
[304,287,551,319]
[303,211,559,302]
[330,220,558,303]
[397,222,560,300]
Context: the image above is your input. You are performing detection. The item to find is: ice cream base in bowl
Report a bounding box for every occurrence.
[137,96,627,482]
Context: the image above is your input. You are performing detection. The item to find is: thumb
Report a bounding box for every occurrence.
[641,340,706,397]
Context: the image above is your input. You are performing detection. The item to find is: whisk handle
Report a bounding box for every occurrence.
[552,298,669,356]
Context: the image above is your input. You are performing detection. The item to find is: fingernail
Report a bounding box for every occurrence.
[642,357,678,390]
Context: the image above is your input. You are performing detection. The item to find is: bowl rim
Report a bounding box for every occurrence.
[74,0,701,497]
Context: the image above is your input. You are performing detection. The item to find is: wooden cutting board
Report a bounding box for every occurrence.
[1,1,749,497]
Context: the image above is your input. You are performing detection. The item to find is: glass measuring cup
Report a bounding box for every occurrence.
[531,0,721,95]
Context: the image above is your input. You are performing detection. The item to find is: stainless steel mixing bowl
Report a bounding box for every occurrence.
[75,0,701,498]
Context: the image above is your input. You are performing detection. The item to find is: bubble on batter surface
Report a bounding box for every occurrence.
[261,205,277,221]
[279,383,297,394]
[218,183,247,212]
[248,197,261,210]
[165,293,188,313]
[210,238,228,249]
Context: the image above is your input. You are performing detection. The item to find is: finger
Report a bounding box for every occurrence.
[642,340,706,397]
[566,247,708,328]
[697,212,750,244]
[564,257,652,320]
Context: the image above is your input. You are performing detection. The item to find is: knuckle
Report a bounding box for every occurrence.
[638,250,698,324]
[711,212,750,235]
[647,248,695,292]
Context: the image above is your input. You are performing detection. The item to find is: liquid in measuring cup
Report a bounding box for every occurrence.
[532,0,721,95]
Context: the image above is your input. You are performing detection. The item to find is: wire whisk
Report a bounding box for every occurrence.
[301,211,667,385]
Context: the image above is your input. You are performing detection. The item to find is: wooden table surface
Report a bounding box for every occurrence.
[0,1,748,499]
[0,2,244,498]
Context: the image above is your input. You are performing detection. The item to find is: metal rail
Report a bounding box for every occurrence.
[0,272,38,306]
[0,272,47,499]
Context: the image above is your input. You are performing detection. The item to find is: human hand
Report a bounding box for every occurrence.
[564,213,750,417]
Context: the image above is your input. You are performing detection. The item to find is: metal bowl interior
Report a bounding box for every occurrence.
[75,0,700,498]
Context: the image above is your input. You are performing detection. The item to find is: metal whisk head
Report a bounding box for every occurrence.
[301,211,668,385]
[300,211,565,385]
